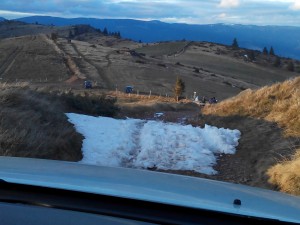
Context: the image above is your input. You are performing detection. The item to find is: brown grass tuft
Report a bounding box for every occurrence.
[267,148,300,195]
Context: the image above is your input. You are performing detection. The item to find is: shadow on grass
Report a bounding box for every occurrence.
[0,86,119,161]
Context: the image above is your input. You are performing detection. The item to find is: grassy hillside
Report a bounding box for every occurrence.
[0,35,70,82]
[203,76,300,195]
[0,83,82,160]
[203,76,300,137]
[135,41,189,57]
[0,82,119,161]
[0,20,298,102]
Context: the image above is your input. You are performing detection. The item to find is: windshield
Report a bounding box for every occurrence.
[0,0,299,220]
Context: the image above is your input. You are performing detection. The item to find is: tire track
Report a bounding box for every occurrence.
[122,120,146,168]
[71,43,113,89]
[0,46,23,77]
[174,41,193,57]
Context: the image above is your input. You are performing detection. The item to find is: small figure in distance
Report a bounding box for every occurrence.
[209,97,218,104]
[84,80,92,89]
[125,86,133,93]
[202,96,207,104]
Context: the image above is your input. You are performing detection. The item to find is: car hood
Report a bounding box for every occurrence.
[0,156,300,223]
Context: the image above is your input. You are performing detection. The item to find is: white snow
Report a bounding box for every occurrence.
[66,113,241,175]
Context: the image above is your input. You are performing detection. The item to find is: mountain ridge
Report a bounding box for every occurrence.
[16,16,300,60]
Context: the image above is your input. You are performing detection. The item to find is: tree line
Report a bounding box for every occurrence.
[67,26,121,39]
[232,38,295,72]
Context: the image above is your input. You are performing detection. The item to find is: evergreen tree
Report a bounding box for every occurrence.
[232,38,239,49]
[273,57,281,67]
[103,27,108,35]
[263,47,268,55]
[68,30,73,39]
[51,33,58,42]
[248,51,255,61]
[269,46,275,56]
[287,61,294,72]
[74,27,79,36]
[117,31,121,38]
[174,77,185,102]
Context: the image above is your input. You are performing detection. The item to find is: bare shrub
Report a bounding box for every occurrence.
[60,92,119,117]
[0,86,83,161]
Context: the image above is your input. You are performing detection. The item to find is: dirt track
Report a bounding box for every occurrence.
[0,35,70,82]
[0,46,23,76]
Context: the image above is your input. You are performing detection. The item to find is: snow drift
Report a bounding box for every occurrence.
[66,113,241,175]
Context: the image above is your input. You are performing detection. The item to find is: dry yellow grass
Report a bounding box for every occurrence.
[108,91,192,104]
[202,76,300,195]
[203,76,300,137]
[267,148,300,195]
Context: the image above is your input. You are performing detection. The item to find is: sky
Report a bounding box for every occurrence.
[0,0,300,26]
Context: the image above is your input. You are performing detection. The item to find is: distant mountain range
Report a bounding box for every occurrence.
[15,16,300,59]
[0,17,5,21]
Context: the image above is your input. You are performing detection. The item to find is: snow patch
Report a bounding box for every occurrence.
[66,113,241,175]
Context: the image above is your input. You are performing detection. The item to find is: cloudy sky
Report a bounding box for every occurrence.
[0,0,299,26]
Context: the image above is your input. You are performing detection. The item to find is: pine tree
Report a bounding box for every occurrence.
[263,47,268,55]
[103,27,108,35]
[117,31,121,38]
[232,38,239,49]
[273,57,281,67]
[174,77,185,102]
[73,27,78,36]
[68,30,73,39]
[269,46,275,56]
[248,51,255,61]
[287,61,294,72]
[51,33,58,42]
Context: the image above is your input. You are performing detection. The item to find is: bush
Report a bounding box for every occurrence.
[194,67,200,73]
[287,61,295,72]
[61,92,119,117]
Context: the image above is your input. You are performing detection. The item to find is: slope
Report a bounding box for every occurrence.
[0,34,70,82]
[202,77,300,195]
